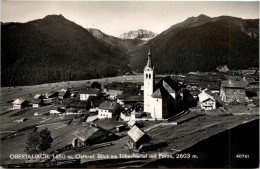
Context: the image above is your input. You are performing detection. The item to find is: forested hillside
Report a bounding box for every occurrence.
[1,15,131,86]
[131,15,259,73]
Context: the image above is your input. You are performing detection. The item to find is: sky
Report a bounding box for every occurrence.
[1,1,259,37]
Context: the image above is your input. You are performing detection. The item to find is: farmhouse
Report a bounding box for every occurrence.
[106,90,123,100]
[34,94,45,100]
[72,124,110,147]
[143,48,181,120]
[198,91,216,110]
[98,101,119,119]
[199,82,220,93]
[58,89,71,99]
[80,88,101,101]
[45,91,59,98]
[124,95,144,105]
[67,100,91,112]
[220,79,247,103]
[127,125,150,151]
[32,99,44,108]
[189,89,200,99]
[12,99,29,110]
[117,95,125,105]
[50,106,64,114]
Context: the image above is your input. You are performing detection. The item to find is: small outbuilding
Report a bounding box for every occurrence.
[127,125,150,151]
[32,99,44,108]
[72,124,110,147]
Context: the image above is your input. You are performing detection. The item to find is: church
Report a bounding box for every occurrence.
[143,48,181,120]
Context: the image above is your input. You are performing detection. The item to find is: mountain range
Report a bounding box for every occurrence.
[119,29,157,41]
[1,14,259,86]
[87,28,144,54]
[130,14,259,73]
[1,15,131,86]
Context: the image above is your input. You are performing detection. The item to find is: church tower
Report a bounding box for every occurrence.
[143,48,154,113]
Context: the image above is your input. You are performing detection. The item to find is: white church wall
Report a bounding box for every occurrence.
[152,98,163,119]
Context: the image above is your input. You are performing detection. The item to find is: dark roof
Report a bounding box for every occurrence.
[221,80,247,89]
[68,101,89,108]
[81,88,100,95]
[199,82,220,90]
[99,101,118,111]
[152,87,169,99]
[185,76,202,84]
[152,76,180,99]
[117,95,125,99]
[73,124,109,142]
[124,95,144,102]
[189,89,200,96]
[32,99,43,104]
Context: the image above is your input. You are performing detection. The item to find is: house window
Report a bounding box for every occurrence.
[146,73,148,79]
[149,74,151,79]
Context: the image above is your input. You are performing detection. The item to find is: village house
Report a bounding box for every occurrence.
[106,90,123,100]
[33,94,45,100]
[72,124,110,147]
[98,101,119,119]
[32,99,44,108]
[67,100,91,112]
[12,99,29,110]
[189,89,200,99]
[80,88,101,101]
[45,91,59,98]
[126,95,144,104]
[199,82,220,94]
[127,125,151,151]
[58,89,71,100]
[50,106,64,114]
[220,79,247,103]
[185,76,202,90]
[143,48,182,120]
[116,95,125,105]
[198,90,216,110]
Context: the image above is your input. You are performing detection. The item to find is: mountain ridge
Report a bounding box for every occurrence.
[119,29,157,41]
[1,14,131,86]
[130,14,259,73]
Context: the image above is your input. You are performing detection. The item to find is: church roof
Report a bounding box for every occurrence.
[144,48,153,70]
[152,76,180,99]
[152,87,168,99]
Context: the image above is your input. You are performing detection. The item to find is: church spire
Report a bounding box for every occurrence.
[146,47,153,68]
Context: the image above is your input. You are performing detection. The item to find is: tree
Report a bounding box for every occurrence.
[39,128,53,152]
[91,82,101,89]
[25,129,41,154]
[25,128,53,154]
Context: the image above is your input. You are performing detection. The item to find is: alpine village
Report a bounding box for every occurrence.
[1,14,259,168]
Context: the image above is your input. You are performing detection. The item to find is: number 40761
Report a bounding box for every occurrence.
[236,154,249,158]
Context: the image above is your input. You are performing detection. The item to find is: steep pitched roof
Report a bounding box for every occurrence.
[107,90,123,96]
[198,91,215,103]
[152,76,180,99]
[127,125,145,142]
[13,99,26,105]
[73,124,108,142]
[152,87,168,99]
[99,101,118,111]
[221,80,247,89]
[199,82,220,90]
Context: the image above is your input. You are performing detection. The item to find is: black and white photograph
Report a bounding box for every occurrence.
[0,1,259,168]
